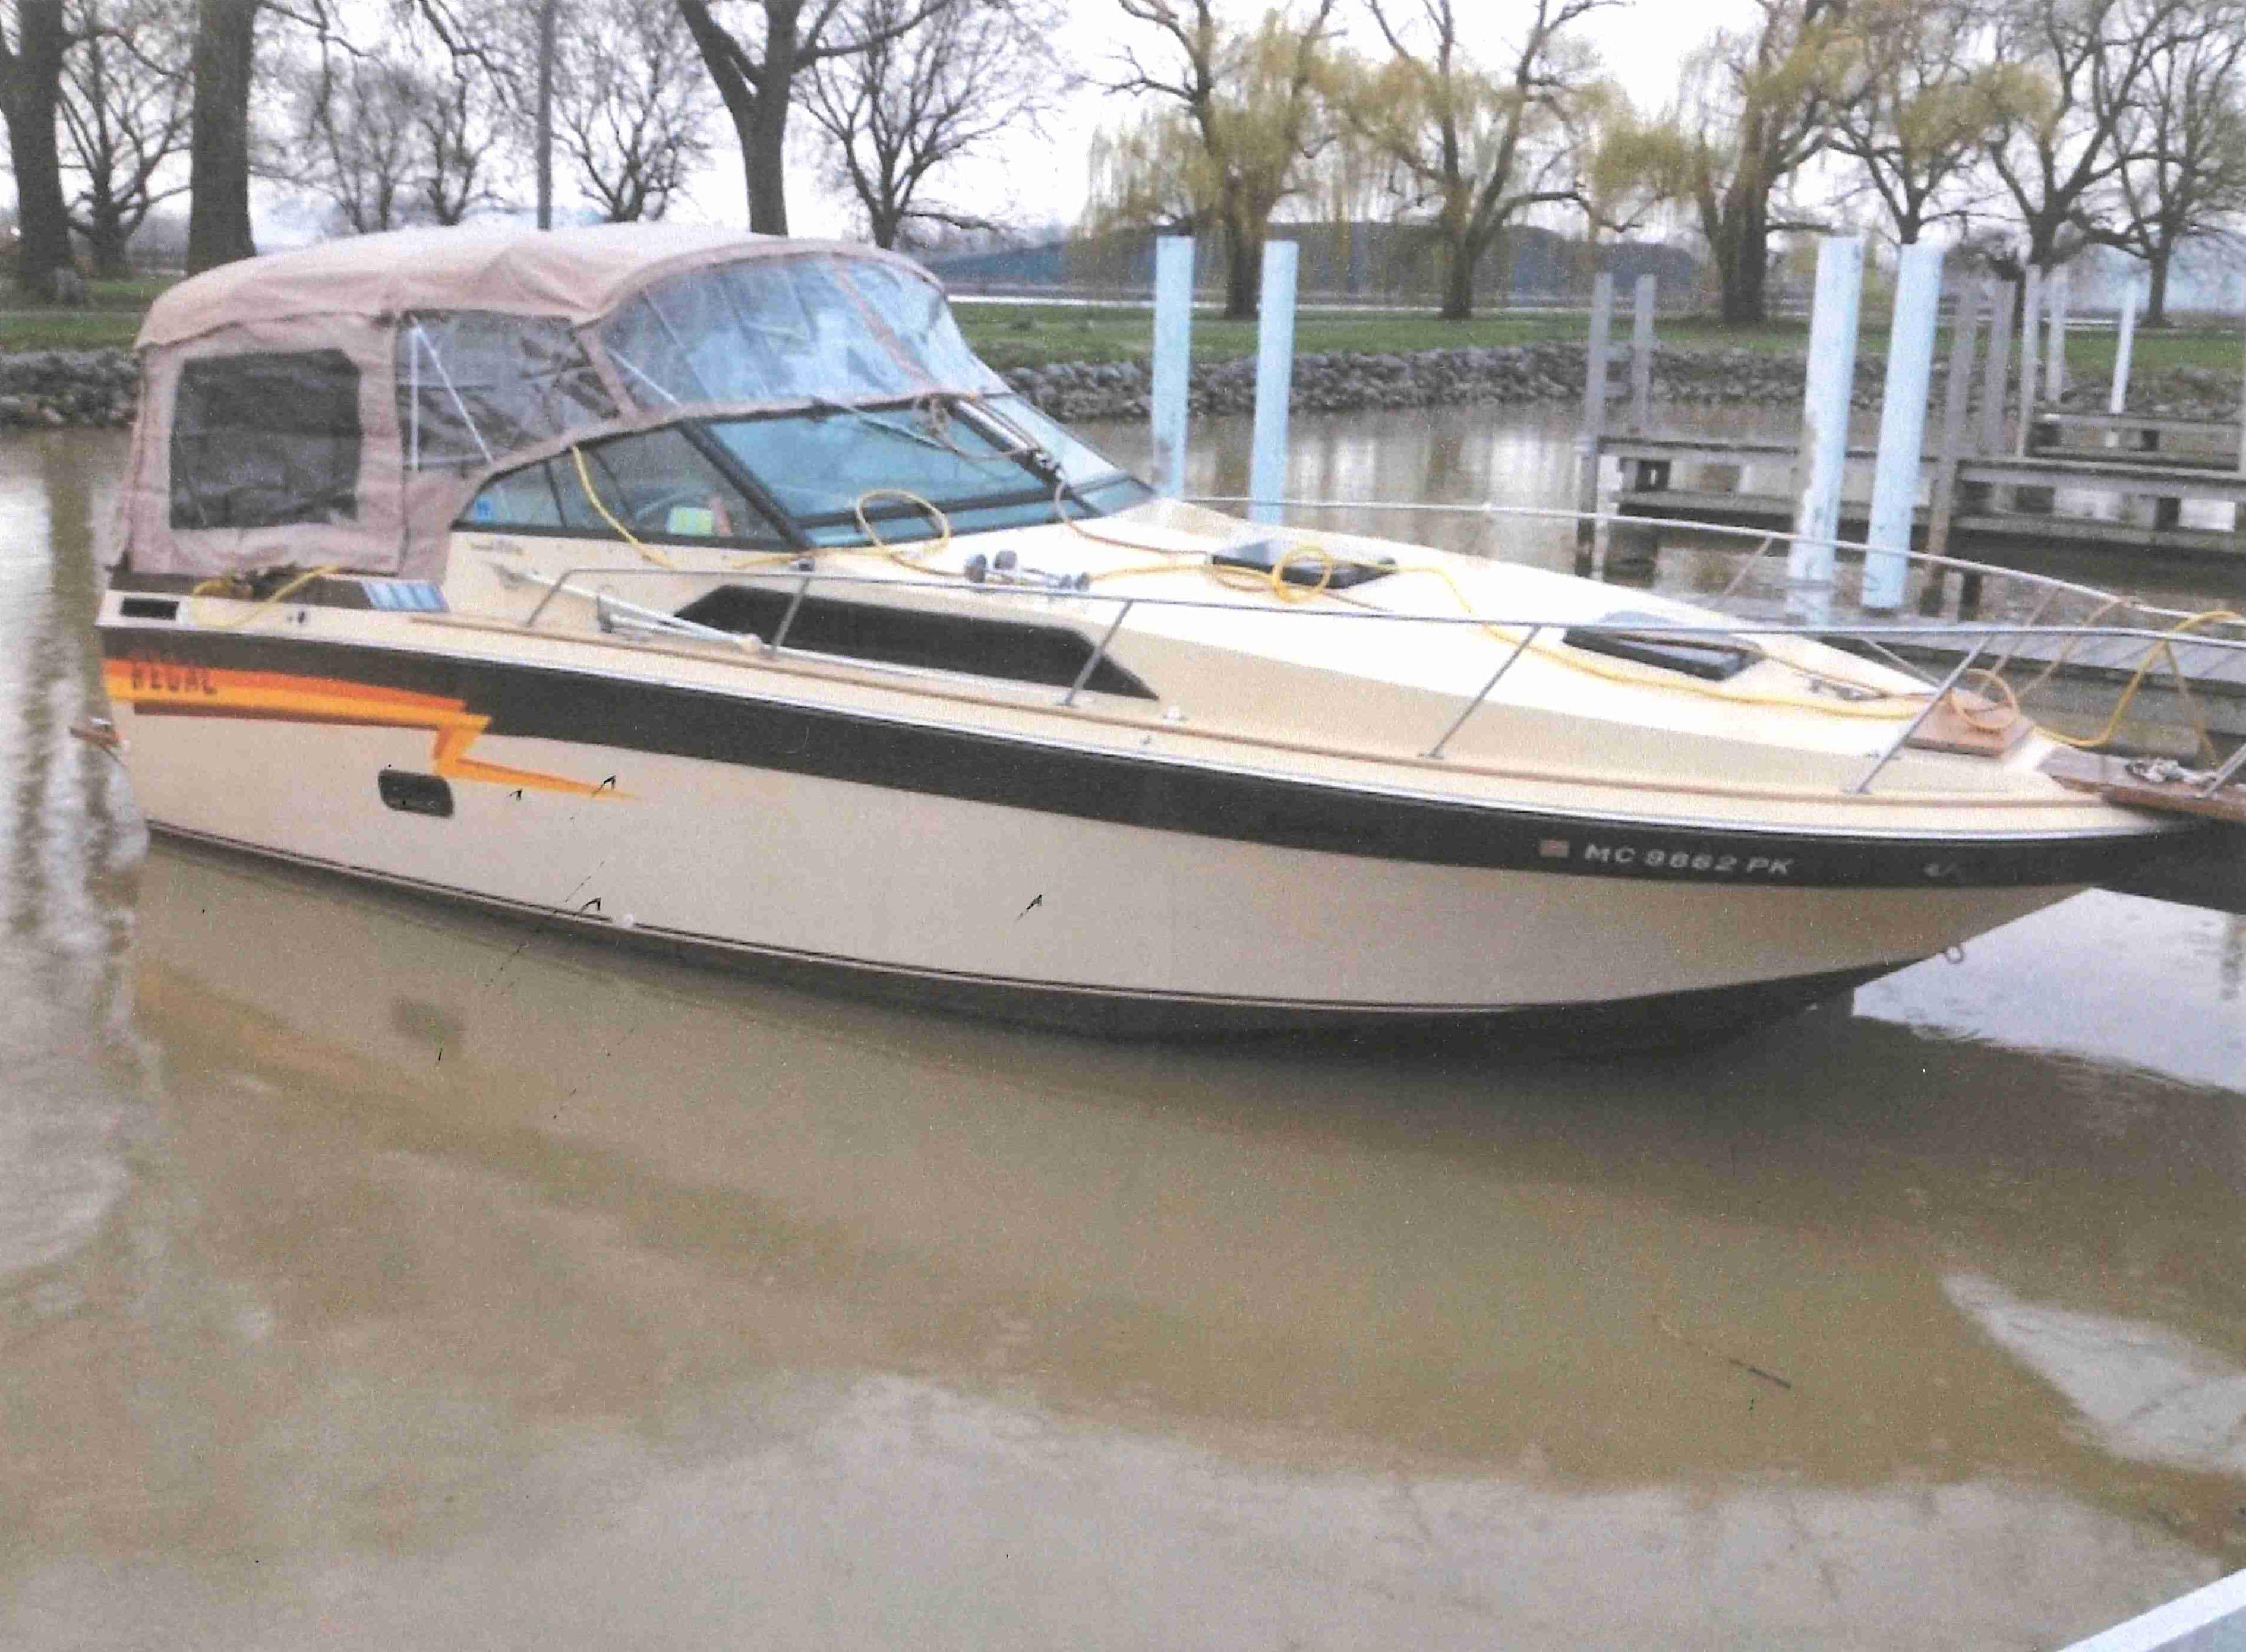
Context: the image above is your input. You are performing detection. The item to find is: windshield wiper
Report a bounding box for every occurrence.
[802,394,1026,470]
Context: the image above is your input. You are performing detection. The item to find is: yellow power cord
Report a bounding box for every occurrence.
[851,487,953,570]
[570,445,679,570]
[189,563,343,628]
[585,458,2246,755]
[2033,608,2242,754]
[566,443,799,579]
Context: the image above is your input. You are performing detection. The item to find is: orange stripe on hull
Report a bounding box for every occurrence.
[103,659,619,798]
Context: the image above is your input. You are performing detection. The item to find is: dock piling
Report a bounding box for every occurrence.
[1923,278,1984,576]
[1629,274,1657,435]
[2046,266,2071,402]
[1979,279,2015,460]
[2109,274,2140,418]
[2017,265,2043,457]
[1149,236,1195,498]
[1971,278,2015,517]
[1865,242,1944,610]
[1247,239,1298,525]
[1788,236,1865,612]
[2236,315,2246,479]
[1575,270,1616,558]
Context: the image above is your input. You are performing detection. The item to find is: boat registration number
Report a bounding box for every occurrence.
[1547,839,1794,879]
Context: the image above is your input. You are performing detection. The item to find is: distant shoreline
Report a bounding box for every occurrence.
[1,339,2235,434]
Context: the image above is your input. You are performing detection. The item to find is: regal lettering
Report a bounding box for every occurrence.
[128,656,217,696]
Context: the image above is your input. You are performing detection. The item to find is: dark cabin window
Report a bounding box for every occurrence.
[171,350,361,530]
[674,584,1157,698]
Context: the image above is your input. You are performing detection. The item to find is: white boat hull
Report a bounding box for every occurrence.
[112,700,2100,1041]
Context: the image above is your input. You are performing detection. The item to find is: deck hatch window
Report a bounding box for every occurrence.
[1210,538,1398,589]
[675,583,1156,698]
[1563,611,1760,681]
[170,349,360,530]
[398,311,616,470]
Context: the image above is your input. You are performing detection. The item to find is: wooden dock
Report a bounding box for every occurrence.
[1579,269,2246,563]
[1602,434,2246,560]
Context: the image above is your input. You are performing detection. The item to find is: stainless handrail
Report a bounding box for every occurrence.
[1062,599,1134,707]
[771,564,815,652]
[1852,645,1987,795]
[505,563,2246,652]
[1425,625,1540,759]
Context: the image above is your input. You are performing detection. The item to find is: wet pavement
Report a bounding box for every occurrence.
[2,425,2242,1649]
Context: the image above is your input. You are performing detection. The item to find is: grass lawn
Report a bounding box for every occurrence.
[0,274,172,351]
[951,298,2246,388]
[0,276,2237,392]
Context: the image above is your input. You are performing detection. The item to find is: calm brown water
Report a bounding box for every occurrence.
[4,425,2245,1649]
[1080,405,2246,615]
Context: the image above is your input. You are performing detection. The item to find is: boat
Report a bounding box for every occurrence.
[89,223,2194,1043]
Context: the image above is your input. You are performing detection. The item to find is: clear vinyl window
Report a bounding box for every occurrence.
[398,312,616,470]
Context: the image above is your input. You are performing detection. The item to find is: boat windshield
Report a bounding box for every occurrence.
[705,394,1150,545]
[456,393,1152,548]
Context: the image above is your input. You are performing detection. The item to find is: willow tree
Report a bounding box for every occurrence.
[1648,0,1846,326]
[1827,0,2022,244]
[1096,0,1340,318]
[1346,0,1611,321]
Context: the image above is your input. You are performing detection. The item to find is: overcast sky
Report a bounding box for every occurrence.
[674,0,1758,239]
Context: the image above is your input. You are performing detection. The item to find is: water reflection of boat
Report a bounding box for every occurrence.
[120,842,2246,1545]
[94,225,2178,1041]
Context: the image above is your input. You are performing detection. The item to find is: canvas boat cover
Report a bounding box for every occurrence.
[110,222,996,581]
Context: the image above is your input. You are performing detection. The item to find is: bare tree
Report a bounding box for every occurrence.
[292,46,419,232]
[1097,0,1342,318]
[802,0,1059,249]
[1,0,79,296]
[1979,0,2198,272]
[552,0,714,220]
[1349,0,1613,321]
[2093,0,2246,323]
[674,0,961,236]
[185,0,258,271]
[1827,0,2018,244]
[286,2,512,234]
[59,0,190,276]
[405,10,510,221]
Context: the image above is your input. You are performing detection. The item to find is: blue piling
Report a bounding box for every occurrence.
[1248,240,1298,525]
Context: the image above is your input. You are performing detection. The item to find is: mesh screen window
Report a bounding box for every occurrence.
[170,350,362,530]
